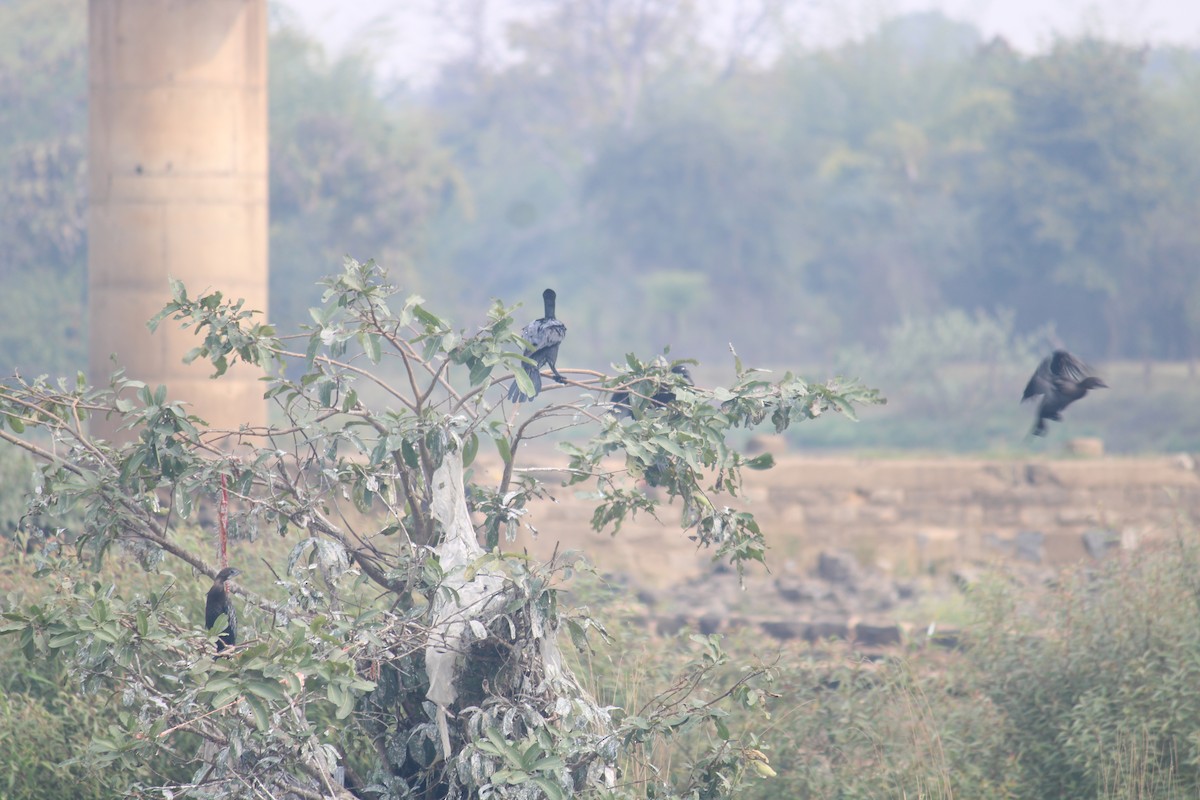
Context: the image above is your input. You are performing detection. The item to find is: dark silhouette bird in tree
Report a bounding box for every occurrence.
[611,364,694,417]
[507,288,567,402]
[205,567,241,653]
[1022,350,1107,436]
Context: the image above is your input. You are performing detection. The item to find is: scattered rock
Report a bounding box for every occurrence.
[927,627,963,650]
[760,620,807,640]
[1024,464,1061,486]
[635,588,659,607]
[854,622,902,647]
[982,530,1044,563]
[623,614,649,629]
[1082,529,1119,561]
[854,575,900,611]
[655,614,688,636]
[1014,530,1044,563]
[816,550,862,585]
[774,576,833,604]
[805,619,850,642]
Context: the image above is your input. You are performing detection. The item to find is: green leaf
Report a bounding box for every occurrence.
[483,728,524,768]
[520,740,543,769]
[245,679,287,703]
[528,756,566,772]
[370,438,390,467]
[512,367,536,400]
[493,436,512,465]
[468,360,494,386]
[362,332,382,364]
[337,690,356,719]
[48,630,80,648]
[318,380,335,408]
[413,305,443,328]
[401,439,419,468]
[714,716,731,740]
[745,453,775,470]
[462,432,479,468]
[244,694,271,731]
[531,777,565,800]
[305,332,321,368]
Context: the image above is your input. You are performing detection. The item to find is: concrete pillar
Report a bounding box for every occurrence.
[88,0,268,436]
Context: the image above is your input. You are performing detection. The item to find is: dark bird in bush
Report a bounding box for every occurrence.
[205,567,241,653]
[611,364,694,417]
[507,288,567,402]
[1022,350,1107,436]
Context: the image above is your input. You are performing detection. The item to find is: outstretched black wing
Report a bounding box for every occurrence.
[1022,354,1055,401]
[1023,350,1089,401]
[1048,350,1089,383]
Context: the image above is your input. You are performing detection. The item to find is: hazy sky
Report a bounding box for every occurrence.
[275,0,1200,84]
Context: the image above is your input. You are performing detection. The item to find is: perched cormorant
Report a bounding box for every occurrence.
[205,567,241,653]
[507,288,568,402]
[1022,350,1107,436]
[611,364,694,417]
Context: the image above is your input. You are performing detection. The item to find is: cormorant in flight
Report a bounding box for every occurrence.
[507,288,567,402]
[205,567,241,653]
[611,364,694,417]
[1022,350,1106,436]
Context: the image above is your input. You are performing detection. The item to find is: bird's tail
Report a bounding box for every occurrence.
[507,364,542,403]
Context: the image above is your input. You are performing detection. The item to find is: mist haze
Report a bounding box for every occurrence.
[3,0,1200,450]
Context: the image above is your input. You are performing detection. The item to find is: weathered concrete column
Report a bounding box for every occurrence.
[88,0,268,436]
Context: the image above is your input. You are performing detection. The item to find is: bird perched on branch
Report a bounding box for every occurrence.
[1022,350,1107,436]
[611,364,694,417]
[507,288,567,402]
[205,567,241,653]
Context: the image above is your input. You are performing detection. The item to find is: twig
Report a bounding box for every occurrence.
[158,699,239,738]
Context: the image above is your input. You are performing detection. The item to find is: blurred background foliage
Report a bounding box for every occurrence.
[3,4,1200,797]
[2,0,1200,449]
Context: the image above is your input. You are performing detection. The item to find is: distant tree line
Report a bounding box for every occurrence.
[2,1,1199,376]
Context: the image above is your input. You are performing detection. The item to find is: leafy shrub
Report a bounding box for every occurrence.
[0,258,880,799]
[967,536,1200,799]
[0,632,184,800]
[715,645,1015,800]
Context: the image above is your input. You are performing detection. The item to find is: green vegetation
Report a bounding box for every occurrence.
[2,4,1199,797]
[7,496,1200,798]
[0,260,879,798]
[560,526,1200,800]
[3,2,1200,451]
[789,311,1200,453]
